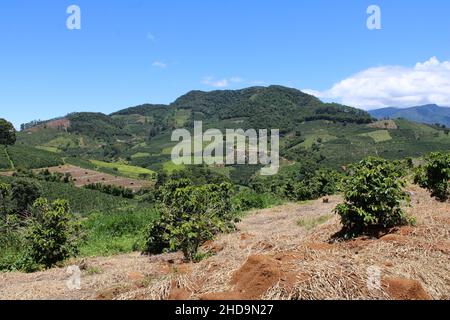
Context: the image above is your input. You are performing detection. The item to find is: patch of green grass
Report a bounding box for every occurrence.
[360,130,392,143]
[162,161,185,173]
[79,208,159,257]
[90,159,156,179]
[85,266,103,275]
[297,214,332,230]
[131,152,150,159]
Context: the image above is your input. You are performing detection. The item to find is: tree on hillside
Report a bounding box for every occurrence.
[11,179,43,215]
[0,119,16,146]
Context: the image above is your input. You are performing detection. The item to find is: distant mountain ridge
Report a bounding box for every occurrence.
[369,104,450,127]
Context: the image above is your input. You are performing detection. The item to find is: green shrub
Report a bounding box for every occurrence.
[145,181,235,261]
[84,183,134,199]
[414,152,450,201]
[0,215,33,272]
[0,182,11,221]
[232,189,283,211]
[335,157,411,237]
[26,198,80,268]
[11,178,43,214]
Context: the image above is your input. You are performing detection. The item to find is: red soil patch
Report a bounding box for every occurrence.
[202,241,224,254]
[305,243,335,251]
[382,278,432,300]
[273,251,306,263]
[433,242,450,255]
[168,281,192,300]
[200,255,286,300]
[27,118,71,132]
[240,233,254,241]
[127,271,144,283]
[230,255,282,300]
[379,234,408,244]
[202,254,303,301]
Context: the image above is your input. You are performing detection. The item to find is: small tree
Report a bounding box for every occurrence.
[26,198,80,268]
[335,157,411,237]
[0,183,11,221]
[11,179,42,215]
[145,181,234,261]
[0,119,16,146]
[414,152,450,201]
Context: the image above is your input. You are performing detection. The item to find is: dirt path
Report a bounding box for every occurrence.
[1,187,449,300]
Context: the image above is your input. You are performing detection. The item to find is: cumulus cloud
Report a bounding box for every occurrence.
[152,61,167,68]
[304,57,450,109]
[202,76,245,88]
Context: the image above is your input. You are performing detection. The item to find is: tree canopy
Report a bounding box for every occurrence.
[0,119,16,146]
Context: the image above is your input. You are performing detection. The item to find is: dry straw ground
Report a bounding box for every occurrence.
[0,185,448,300]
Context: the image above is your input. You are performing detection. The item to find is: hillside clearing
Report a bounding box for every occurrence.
[360,130,392,143]
[89,160,156,180]
[1,185,448,300]
[44,165,151,191]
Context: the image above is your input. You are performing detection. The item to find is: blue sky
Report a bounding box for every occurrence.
[1,0,450,128]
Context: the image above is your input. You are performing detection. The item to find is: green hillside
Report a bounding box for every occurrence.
[0,145,64,171]
[15,86,450,183]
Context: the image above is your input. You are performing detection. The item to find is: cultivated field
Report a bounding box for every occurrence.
[45,165,152,191]
[1,185,448,300]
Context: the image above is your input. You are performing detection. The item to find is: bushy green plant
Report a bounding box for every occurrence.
[335,157,411,237]
[414,152,450,201]
[0,182,11,221]
[11,178,43,214]
[232,189,283,211]
[26,198,80,268]
[145,181,235,261]
[0,118,16,146]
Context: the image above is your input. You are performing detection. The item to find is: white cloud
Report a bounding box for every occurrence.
[152,61,167,68]
[202,77,229,88]
[201,76,252,88]
[304,57,450,109]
